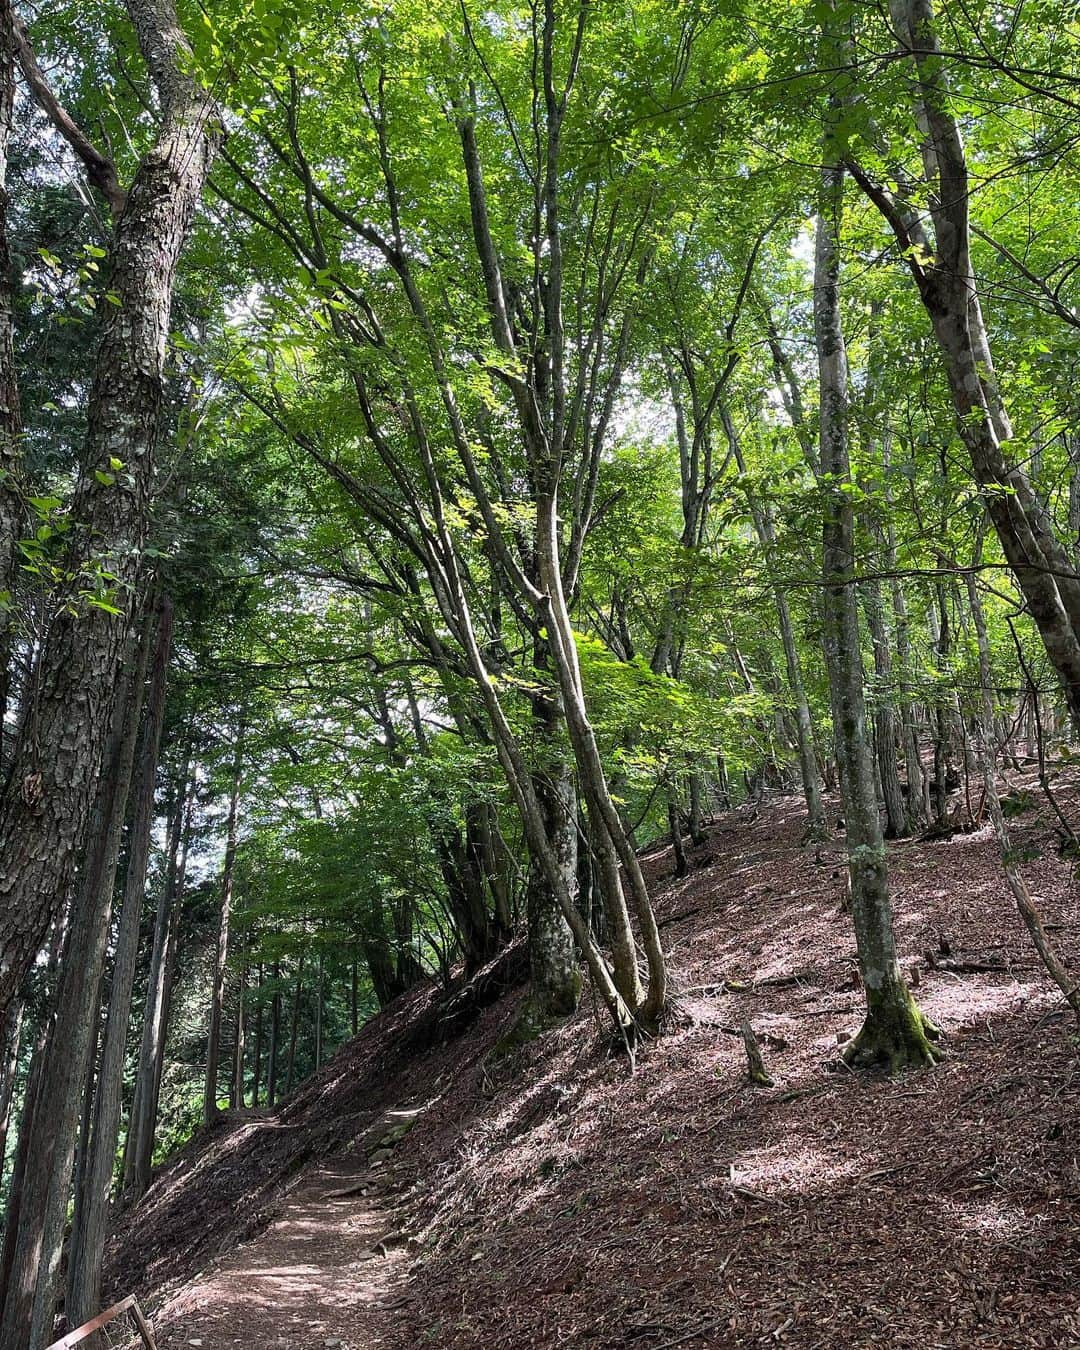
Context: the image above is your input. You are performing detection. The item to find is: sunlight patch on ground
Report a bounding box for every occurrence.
[728,1143,863,1196]
[944,1196,1047,1243]
[920,979,1051,1027]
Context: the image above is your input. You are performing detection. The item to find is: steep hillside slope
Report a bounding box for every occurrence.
[106,787,1079,1349]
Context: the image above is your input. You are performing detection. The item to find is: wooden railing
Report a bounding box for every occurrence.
[45,1295,157,1350]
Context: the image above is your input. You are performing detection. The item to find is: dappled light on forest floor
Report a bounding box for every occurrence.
[105,791,1078,1348]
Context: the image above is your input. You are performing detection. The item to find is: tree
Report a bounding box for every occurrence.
[0,0,221,1027]
[814,23,940,1070]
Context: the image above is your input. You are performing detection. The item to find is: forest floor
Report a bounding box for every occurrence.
[105,773,1079,1349]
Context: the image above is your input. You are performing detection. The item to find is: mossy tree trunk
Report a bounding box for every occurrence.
[814,39,940,1073]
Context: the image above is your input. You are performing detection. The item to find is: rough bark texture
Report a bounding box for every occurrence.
[0,0,221,1026]
[0,619,150,1350]
[814,82,939,1073]
[511,750,580,1047]
[67,598,172,1332]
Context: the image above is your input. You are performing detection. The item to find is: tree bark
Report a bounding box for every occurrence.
[67,596,172,1332]
[0,615,150,1349]
[313,953,323,1070]
[814,56,939,1072]
[0,0,221,1028]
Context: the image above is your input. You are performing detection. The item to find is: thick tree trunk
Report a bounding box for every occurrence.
[0,998,49,1316]
[814,94,939,1073]
[204,735,243,1126]
[0,619,150,1350]
[510,643,583,1036]
[0,0,220,1027]
[67,598,171,1331]
[435,829,499,974]
[518,758,580,1038]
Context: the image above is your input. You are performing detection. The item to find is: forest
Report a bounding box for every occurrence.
[0,0,1076,1345]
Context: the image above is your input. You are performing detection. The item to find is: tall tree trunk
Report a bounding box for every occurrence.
[814,64,939,1072]
[124,766,194,1198]
[67,597,172,1332]
[250,964,264,1108]
[536,489,666,1024]
[231,961,247,1109]
[519,753,581,1037]
[862,572,908,838]
[854,0,1080,733]
[668,794,688,879]
[727,411,827,840]
[267,962,282,1108]
[124,764,193,1198]
[0,0,221,1027]
[0,617,150,1349]
[880,439,928,831]
[0,997,49,1316]
[313,953,323,1070]
[204,734,243,1126]
[514,644,584,1036]
[285,954,305,1095]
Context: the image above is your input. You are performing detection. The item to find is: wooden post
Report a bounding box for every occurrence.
[45,1294,156,1349]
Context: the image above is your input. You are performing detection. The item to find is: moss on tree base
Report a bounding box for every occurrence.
[492,974,582,1058]
[841,987,943,1074]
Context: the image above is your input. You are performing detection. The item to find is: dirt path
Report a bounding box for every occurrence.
[147,1110,419,1350]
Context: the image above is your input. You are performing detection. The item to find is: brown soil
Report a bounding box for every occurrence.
[105,778,1079,1349]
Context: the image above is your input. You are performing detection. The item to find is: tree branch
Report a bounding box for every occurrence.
[13,13,127,215]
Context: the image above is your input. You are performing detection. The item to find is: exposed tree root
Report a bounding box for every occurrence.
[841,992,944,1074]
